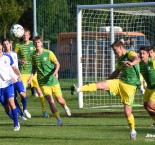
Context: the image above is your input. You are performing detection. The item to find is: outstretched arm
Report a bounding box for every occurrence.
[27,65,37,84]
[122,54,140,67]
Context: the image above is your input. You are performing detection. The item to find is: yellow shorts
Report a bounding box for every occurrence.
[40,84,62,97]
[21,74,39,89]
[106,79,137,106]
[144,88,155,102]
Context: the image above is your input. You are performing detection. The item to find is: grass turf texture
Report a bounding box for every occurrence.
[0,80,155,145]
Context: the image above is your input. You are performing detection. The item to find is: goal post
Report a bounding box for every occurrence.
[77,2,155,108]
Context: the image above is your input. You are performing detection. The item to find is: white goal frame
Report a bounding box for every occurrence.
[77,2,155,108]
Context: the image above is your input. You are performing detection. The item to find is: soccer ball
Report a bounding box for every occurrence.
[10,24,24,38]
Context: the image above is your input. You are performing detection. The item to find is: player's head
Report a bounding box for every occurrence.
[146,46,155,59]
[139,46,149,62]
[3,38,11,52]
[33,36,43,49]
[23,29,31,42]
[110,40,126,57]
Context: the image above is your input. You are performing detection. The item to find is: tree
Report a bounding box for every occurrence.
[37,0,70,41]
[0,0,24,38]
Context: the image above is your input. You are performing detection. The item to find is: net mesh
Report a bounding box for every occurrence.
[79,6,155,108]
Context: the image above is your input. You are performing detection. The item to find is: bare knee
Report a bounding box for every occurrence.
[56,97,65,105]
[96,82,109,90]
[144,102,155,112]
[124,104,132,118]
[20,92,26,98]
[35,87,43,96]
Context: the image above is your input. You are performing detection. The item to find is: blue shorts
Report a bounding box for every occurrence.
[0,84,15,105]
[14,81,25,95]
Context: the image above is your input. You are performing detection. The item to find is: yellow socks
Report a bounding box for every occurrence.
[127,114,135,130]
[79,83,97,92]
[39,96,46,112]
[53,111,60,119]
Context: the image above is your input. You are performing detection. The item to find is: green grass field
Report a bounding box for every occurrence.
[0,87,155,145]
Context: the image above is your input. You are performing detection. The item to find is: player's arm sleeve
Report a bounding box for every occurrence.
[128,51,140,65]
[49,51,57,62]
[8,54,15,66]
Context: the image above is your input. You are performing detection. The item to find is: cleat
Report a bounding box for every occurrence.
[57,119,63,126]
[64,106,71,116]
[70,84,77,95]
[24,110,31,118]
[42,112,49,118]
[14,123,20,131]
[34,93,39,97]
[21,115,27,120]
[130,130,137,140]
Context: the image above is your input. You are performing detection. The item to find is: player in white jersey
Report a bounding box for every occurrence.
[0,41,20,131]
[3,38,31,119]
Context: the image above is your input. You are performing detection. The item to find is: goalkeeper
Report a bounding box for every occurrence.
[71,40,140,140]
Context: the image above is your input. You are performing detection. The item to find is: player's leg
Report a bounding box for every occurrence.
[53,84,71,116]
[143,89,155,125]
[1,89,13,119]
[32,75,48,117]
[35,86,48,117]
[124,104,136,140]
[71,81,109,95]
[144,101,155,121]
[15,81,31,119]
[120,82,137,140]
[3,104,13,119]
[45,94,62,126]
[4,84,20,131]
[40,86,62,125]
[14,86,26,120]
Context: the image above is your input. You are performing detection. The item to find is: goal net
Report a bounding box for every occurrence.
[77,2,155,108]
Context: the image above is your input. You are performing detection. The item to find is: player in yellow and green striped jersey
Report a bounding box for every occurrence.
[28,36,71,125]
[14,30,48,118]
[139,46,155,126]
[71,40,140,140]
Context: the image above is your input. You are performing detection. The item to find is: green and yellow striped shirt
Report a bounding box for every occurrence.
[116,50,140,87]
[31,49,59,86]
[140,58,155,89]
[15,41,35,74]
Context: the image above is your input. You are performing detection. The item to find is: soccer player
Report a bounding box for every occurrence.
[71,40,140,140]
[0,41,20,131]
[139,46,155,125]
[139,46,155,126]
[14,29,48,118]
[28,36,71,124]
[3,38,30,120]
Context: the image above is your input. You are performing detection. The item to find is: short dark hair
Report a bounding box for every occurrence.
[139,46,148,52]
[33,36,43,42]
[110,40,125,48]
[3,38,11,43]
[146,46,155,52]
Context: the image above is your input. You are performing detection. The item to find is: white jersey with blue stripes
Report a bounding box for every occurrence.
[0,53,14,88]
